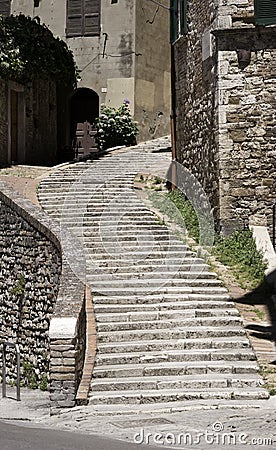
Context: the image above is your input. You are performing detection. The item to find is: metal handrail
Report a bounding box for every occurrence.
[273,201,276,251]
[2,342,21,401]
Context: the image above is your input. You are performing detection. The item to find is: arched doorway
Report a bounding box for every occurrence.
[70,88,99,142]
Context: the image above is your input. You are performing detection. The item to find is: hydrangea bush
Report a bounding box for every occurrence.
[94,102,139,150]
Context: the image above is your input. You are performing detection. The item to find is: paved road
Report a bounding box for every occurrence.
[0,422,164,450]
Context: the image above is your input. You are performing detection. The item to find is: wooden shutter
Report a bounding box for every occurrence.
[0,0,10,16]
[170,0,178,43]
[255,0,276,25]
[180,0,187,35]
[84,0,100,36]
[67,0,83,37]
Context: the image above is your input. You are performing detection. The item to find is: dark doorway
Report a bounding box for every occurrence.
[10,89,18,163]
[70,88,99,143]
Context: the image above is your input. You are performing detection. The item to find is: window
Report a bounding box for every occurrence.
[0,0,10,17]
[66,0,100,37]
[255,0,276,25]
[170,0,187,43]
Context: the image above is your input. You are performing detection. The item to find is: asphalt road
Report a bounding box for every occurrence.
[0,422,164,450]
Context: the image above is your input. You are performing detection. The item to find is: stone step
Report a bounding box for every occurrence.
[98,326,246,343]
[93,301,236,314]
[90,373,264,392]
[88,278,223,289]
[95,348,256,366]
[89,272,218,283]
[92,292,231,304]
[89,387,269,405]
[97,337,251,353]
[92,360,259,378]
[89,286,228,296]
[96,316,242,333]
[86,261,209,274]
[95,308,238,322]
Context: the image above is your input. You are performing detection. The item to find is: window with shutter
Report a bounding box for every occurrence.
[84,0,100,36]
[66,0,100,37]
[255,0,276,25]
[0,0,10,17]
[170,0,187,43]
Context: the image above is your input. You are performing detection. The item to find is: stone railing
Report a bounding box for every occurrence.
[0,182,87,412]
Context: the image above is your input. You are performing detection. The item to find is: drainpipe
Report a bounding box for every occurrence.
[170,0,177,191]
[170,41,177,190]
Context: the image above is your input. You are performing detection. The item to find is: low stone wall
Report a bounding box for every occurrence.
[0,182,86,411]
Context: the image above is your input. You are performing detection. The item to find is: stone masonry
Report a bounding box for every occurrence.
[0,182,86,412]
[174,0,276,234]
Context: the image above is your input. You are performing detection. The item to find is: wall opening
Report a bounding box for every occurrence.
[70,88,99,143]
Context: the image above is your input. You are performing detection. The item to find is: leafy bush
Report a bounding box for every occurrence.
[94,102,138,150]
[0,14,77,86]
[213,229,267,288]
[151,187,266,289]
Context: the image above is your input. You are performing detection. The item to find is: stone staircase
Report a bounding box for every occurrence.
[38,136,268,414]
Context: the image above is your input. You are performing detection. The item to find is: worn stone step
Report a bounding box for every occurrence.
[86,261,209,274]
[97,337,251,353]
[95,348,256,366]
[92,292,231,304]
[89,285,228,296]
[96,316,242,333]
[90,272,217,283]
[92,360,259,378]
[93,301,236,314]
[89,387,269,404]
[90,373,264,392]
[88,278,223,290]
[98,326,246,343]
[95,308,238,322]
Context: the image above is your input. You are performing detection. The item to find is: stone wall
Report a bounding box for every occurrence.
[174,1,276,233]
[217,28,276,232]
[0,183,86,411]
[174,0,220,223]
[0,194,61,387]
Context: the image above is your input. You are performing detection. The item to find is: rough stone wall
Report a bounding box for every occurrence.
[174,1,276,233]
[0,198,61,387]
[217,29,276,233]
[0,183,86,410]
[134,0,171,141]
[174,0,220,221]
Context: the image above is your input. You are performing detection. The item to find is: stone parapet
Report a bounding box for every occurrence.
[0,182,86,411]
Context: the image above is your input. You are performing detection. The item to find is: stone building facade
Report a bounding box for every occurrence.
[10,0,171,143]
[173,0,276,233]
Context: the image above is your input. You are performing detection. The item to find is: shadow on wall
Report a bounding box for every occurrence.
[235,270,276,361]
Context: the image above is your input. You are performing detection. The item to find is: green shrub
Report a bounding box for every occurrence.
[213,228,267,288]
[94,102,138,150]
[150,187,266,289]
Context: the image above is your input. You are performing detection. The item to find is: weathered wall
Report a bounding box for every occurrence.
[217,29,276,233]
[134,0,171,141]
[0,189,61,386]
[174,0,220,223]
[174,0,276,233]
[25,79,57,165]
[0,183,86,411]
[0,79,8,166]
[11,0,170,140]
